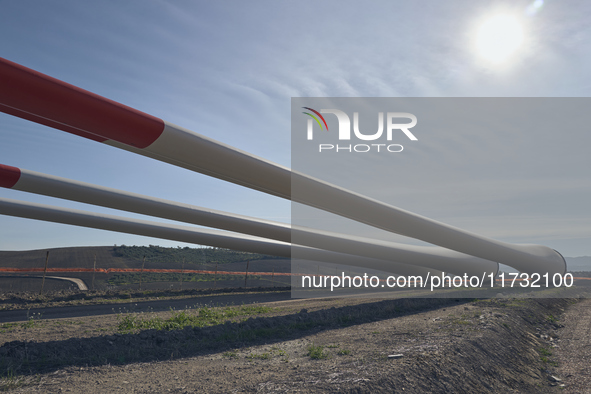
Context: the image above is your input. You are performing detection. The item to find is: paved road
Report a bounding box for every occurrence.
[0,290,292,323]
[44,276,88,290]
[0,274,88,290]
[553,298,591,393]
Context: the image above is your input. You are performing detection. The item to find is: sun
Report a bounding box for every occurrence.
[476,15,524,63]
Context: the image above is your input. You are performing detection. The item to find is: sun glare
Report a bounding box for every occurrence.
[476,15,524,63]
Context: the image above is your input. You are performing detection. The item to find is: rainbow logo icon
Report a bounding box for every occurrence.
[302,107,329,131]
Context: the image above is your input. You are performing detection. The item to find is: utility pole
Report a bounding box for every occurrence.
[244,260,249,288]
[214,261,218,288]
[180,257,185,290]
[39,251,49,296]
[139,255,145,290]
[92,252,97,291]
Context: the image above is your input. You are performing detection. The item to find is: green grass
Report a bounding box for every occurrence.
[546,315,558,323]
[20,317,43,329]
[307,344,330,360]
[117,305,273,332]
[52,320,84,326]
[107,272,253,286]
[113,244,280,264]
[539,347,552,357]
[0,371,40,392]
[270,346,287,356]
[247,352,271,360]
[338,349,351,355]
[244,347,288,361]
[0,322,18,333]
[539,347,558,366]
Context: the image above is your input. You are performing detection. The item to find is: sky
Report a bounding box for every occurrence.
[0,0,590,258]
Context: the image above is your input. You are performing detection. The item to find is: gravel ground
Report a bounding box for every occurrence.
[0,290,587,393]
[552,298,591,393]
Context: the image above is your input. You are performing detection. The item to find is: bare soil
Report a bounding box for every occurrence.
[0,289,587,393]
[552,298,591,392]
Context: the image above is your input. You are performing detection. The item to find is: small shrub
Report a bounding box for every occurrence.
[247,352,270,360]
[307,344,330,360]
[539,347,558,366]
[270,347,287,356]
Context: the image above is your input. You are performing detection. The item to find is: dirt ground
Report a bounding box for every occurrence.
[0,289,589,393]
[553,298,591,393]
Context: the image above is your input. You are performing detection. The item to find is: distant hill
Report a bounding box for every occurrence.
[0,245,291,292]
[565,256,591,272]
[0,246,119,270]
[1,245,587,273]
[0,245,287,271]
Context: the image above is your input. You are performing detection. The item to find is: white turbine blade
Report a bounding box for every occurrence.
[0,164,497,276]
